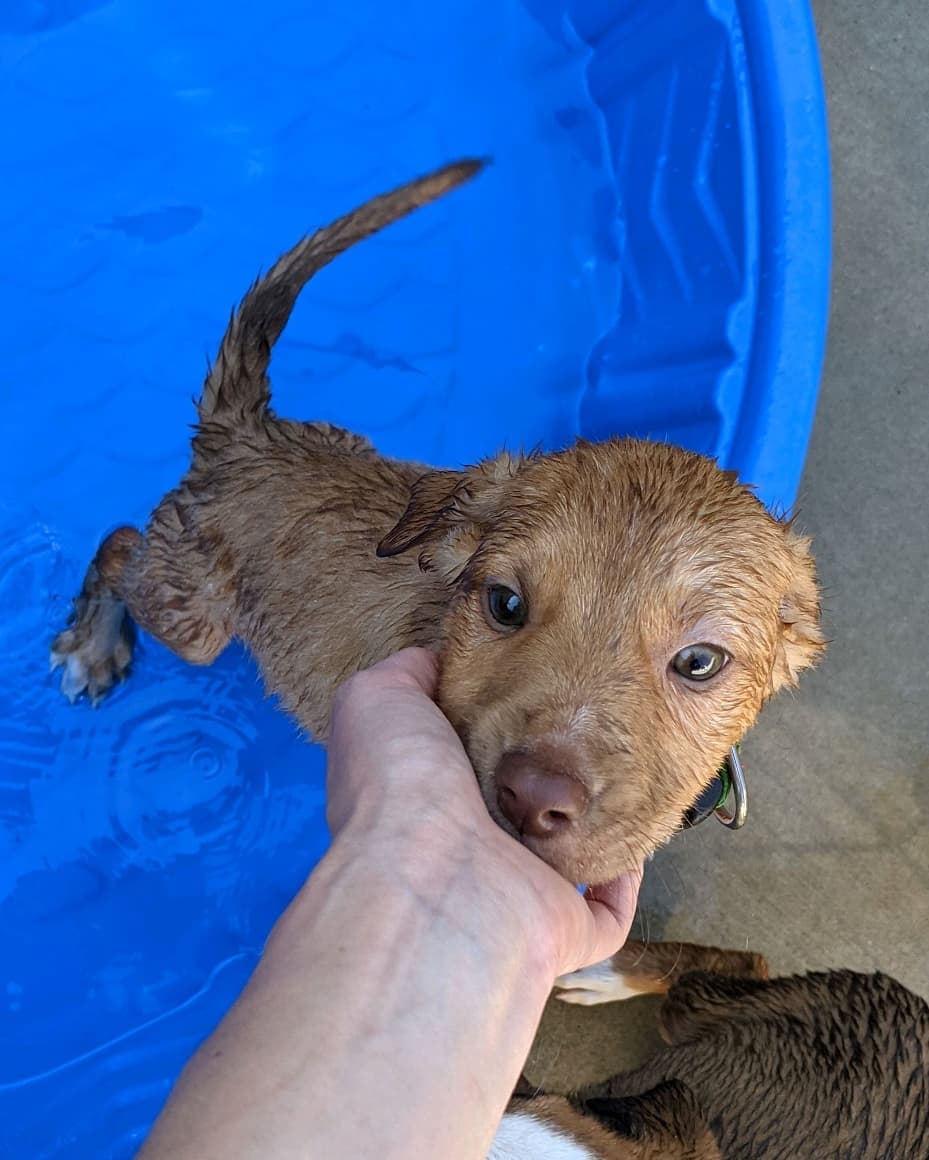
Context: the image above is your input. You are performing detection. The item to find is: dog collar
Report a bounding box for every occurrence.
[683,745,748,830]
[575,747,747,895]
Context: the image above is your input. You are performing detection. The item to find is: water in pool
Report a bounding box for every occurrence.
[0,0,805,1149]
[1,2,628,1153]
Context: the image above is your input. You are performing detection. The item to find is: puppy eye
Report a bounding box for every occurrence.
[671,644,727,682]
[484,583,527,630]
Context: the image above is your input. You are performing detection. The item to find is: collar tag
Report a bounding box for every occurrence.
[713,745,747,829]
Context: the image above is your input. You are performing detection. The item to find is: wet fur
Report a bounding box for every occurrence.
[503,1082,721,1159]
[51,160,824,885]
[543,940,929,1158]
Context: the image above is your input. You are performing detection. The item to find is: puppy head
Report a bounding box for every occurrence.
[378,439,824,884]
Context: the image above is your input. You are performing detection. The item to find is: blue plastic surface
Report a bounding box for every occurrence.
[0,1,830,1154]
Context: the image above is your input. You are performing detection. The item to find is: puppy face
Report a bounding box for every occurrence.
[378,440,824,885]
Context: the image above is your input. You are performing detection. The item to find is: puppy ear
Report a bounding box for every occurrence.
[376,452,525,572]
[770,527,827,693]
[583,1095,647,1141]
[376,470,465,558]
[585,1080,712,1150]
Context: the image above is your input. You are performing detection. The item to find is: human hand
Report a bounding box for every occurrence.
[326,648,642,980]
[140,648,641,1160]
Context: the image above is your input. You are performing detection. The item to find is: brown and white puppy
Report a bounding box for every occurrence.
[540,940,929,1159]
[51,160,825,885]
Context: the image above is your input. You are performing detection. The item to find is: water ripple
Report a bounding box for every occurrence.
[0,515,69,672]
[0,952,256,1159]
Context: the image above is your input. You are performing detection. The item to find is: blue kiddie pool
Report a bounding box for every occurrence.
[1,1,829,1154]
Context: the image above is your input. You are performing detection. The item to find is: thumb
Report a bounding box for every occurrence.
[558,866,644,976]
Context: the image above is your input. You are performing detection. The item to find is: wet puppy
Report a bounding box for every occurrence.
[51,160,825,885]
[543,940,929,1159]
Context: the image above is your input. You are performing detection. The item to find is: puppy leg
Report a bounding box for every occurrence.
[51,527,141,703]
[555,940,768,1006]
[52,517,231,703]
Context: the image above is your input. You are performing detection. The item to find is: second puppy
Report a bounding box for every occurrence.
[508,940,929,1158]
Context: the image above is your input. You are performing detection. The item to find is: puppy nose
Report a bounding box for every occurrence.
[495,751,588,839]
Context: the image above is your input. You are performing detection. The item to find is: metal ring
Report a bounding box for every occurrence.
[714,745,748,829]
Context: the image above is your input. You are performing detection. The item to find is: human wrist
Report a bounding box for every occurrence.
[254,836,554,1160]
[276,813,560,992]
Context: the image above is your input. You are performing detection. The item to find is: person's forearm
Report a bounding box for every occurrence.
[139,821,555,1160]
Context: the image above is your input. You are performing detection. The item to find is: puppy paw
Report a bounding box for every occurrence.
[554,960,642,1006]
[50,594,135,705]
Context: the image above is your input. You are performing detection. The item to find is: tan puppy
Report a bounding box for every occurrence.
[51,160,825,885]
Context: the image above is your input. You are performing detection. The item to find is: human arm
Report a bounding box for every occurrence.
[139,648,641,1160]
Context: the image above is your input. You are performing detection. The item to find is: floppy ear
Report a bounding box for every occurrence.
[585,1080,714,1152]
[770,526,827,693]
[376,452,525,575]
[376,469,467,558]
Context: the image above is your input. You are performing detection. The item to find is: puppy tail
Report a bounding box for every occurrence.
[197,159,485,426]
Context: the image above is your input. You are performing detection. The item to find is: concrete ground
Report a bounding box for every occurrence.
[526,0,929,1089]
